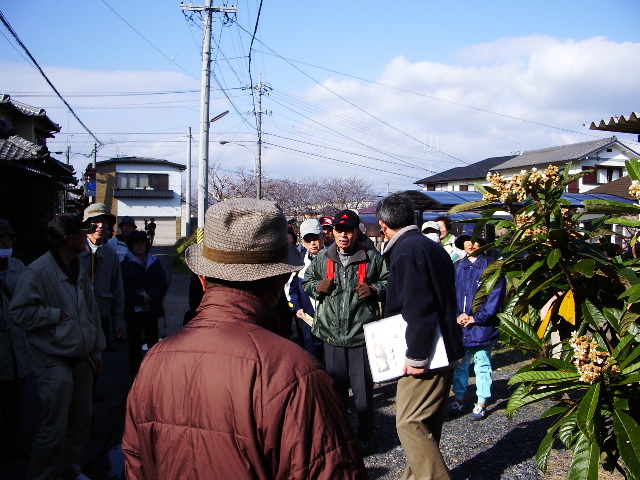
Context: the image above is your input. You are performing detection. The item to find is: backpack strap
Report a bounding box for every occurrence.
[326,257,335,280]
[327,245,367,284]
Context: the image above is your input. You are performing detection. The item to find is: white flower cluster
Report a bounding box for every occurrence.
[570,333,620,384]
[629,180,640,200]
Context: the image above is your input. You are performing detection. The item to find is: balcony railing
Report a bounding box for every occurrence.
[113,188,174,198]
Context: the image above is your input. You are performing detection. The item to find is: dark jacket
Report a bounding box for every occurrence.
[455,253,506,347]
[121,253,168,322]
[303,243,388,347]
[383,226,465,369]
[122,285,368,479]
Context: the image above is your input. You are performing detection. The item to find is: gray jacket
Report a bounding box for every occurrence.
[0,257,30,380]
[79,241,125,330]
[10,251,105,361]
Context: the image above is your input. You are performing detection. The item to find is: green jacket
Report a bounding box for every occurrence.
[303,243,388,347]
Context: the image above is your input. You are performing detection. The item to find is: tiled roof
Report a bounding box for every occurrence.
[0,94,61,132]
[0,135,48,160]
[491,137,622,171]
[590,112,640,135]
[415,155,516,185]
[98,156,186,171]
[0,135,75,183]
[587,176,635,200]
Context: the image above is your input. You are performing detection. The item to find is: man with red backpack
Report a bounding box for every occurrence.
[303,209,388,455]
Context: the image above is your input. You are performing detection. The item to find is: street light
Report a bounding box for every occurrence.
[219,141,260,199]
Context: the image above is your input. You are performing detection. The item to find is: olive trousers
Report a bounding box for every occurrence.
[396,368,454,480]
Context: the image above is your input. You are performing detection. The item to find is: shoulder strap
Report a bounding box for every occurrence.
[326,257,335,280]
[327,246,368,284]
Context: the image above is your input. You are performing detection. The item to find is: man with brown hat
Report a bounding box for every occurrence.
[80,204,125,348]
[10,213,105,480]
[122,198,367,479]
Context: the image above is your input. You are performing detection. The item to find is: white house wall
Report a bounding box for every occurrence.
[112,162,183,245]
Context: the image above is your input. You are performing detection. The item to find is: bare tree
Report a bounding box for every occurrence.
[199,169,376,221]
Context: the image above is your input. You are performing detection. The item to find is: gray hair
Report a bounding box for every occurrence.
[376,193,415,230]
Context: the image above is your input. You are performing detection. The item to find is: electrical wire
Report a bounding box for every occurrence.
[0,10,103,147]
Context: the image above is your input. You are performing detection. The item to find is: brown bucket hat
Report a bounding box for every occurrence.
[185,198,304,282]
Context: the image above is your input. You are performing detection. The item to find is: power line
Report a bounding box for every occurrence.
[0,10,103,146]
[252,49,602,139]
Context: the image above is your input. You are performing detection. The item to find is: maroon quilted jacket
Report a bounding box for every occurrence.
[123,285,367,479]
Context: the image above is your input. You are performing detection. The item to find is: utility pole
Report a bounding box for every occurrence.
[186,127,192,236]
[181,0,236,243]
[244,74,271,199]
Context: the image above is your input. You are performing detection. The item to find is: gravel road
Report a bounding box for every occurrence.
[4,248,620,480]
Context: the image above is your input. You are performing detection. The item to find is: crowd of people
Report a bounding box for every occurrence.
[1,205,167,480]
[1,193,506,480]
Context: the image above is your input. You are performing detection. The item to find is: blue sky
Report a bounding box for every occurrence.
[2,1,639,194]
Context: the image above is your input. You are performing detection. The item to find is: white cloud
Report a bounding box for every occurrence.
[2,34,639,194]
[290,35,640,190]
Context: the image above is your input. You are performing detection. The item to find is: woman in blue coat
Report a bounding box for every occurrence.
[121,231,168,375]
[451,234,506,420]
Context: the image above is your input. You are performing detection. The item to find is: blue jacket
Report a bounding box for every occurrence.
[455,253,506,347]
[384,227,465,369]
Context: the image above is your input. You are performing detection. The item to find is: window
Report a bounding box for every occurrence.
[582,166,623,185]
[117,173,169,190]
[458,184,469,192]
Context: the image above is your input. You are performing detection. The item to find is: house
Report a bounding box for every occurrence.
[94,156,185,245]
[0,94,76,263]
[415,136,639,194]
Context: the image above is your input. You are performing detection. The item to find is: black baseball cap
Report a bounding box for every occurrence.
[333,210,360,231]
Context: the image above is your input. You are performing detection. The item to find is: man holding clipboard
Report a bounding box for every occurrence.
[377,193,465,480]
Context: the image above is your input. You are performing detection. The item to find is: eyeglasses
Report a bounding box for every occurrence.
[322,226,333,231]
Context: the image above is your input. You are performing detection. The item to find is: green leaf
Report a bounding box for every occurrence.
[604,217,640,228]
[622,361,640,375]
[567,433,600,480]
[583,200,640,215]
[497,313,544,350]
[581,298,607,329]
[602,307,622,333]
[610,372,640,385]
[509,369,580,385]
[626,158,640,181]
[536,429,557,472]
[541,404,572,418]
[576,382,600,438]
[612,408,640,479]
[612,334,635,359]
[505,383,583,416]
[520,259,546,284]
[448,200,494,214]
[529,272,564,298]
[619,343,640,370]
[557,409,579,447]
[548,248,562,268]
[620,309,640,336]
[573,259,595,278]
[619,283,640,303]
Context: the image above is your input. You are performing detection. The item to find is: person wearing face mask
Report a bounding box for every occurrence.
[421,221,443,244]
[0,219,29,459]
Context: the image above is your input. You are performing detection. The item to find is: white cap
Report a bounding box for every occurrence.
[300,219,322,239]
[421,221,440,233]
